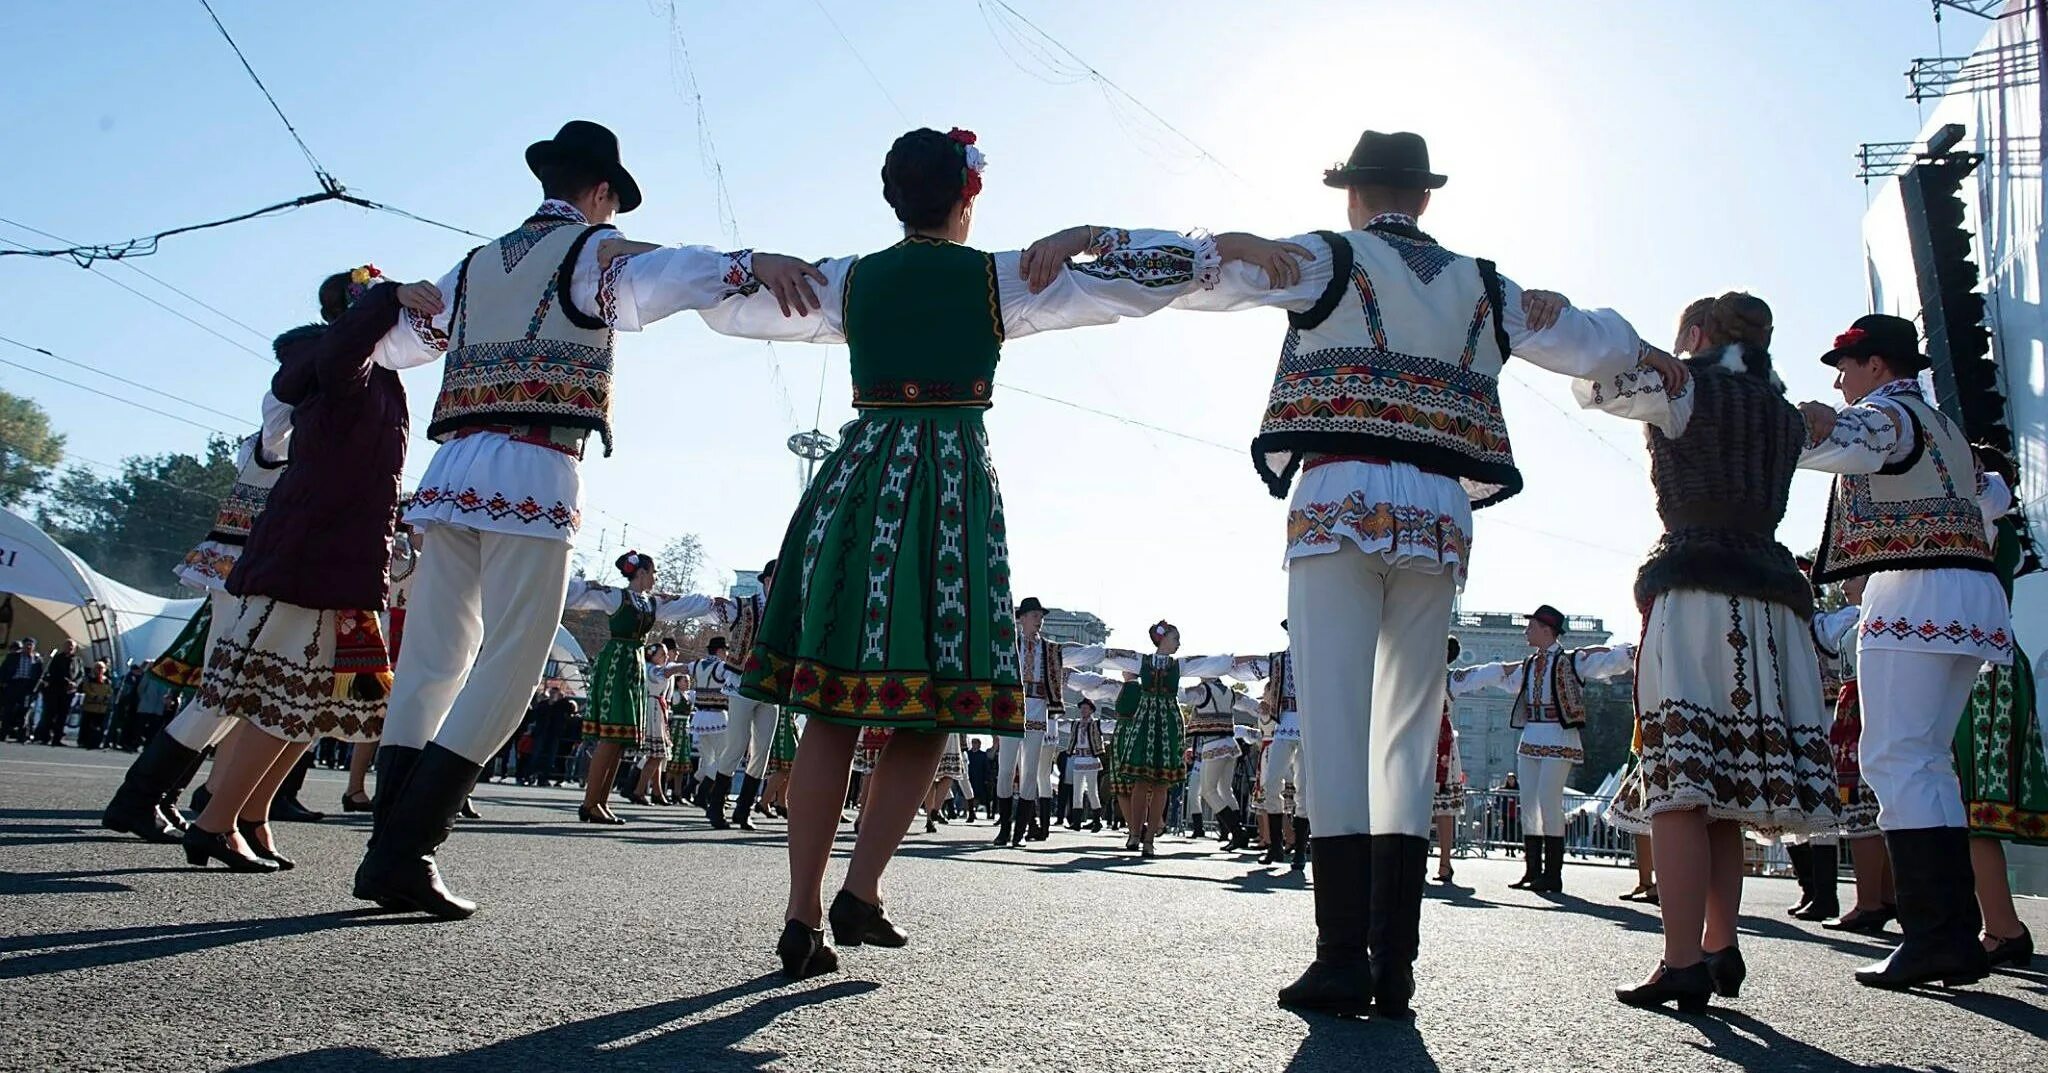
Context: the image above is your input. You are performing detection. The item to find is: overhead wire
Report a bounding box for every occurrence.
[0,348,237,436]
[0,335,256,428]
[197,0,333,187]
[0,216,273,344]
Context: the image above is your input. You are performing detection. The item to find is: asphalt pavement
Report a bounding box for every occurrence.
[3,746,2044,1073]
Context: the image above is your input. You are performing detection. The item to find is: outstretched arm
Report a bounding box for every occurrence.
[1796,395,1910,474]
[1570,644,1636,680]
[1447,660,1524,697]
[1573,357,1696,437]
[997,226,1227,339]
[696,256,857,344]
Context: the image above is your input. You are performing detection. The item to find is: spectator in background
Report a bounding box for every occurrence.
[1,639,45,741]
[75,661,115,750]
[527,685,577,788]
[110,662,146,751]
[966,737,993,823]
[36,638,83,745]
[133,672,180,743]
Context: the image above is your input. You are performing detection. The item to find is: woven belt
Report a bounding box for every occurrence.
[1304,453,1392,471]
[453,424,587,459]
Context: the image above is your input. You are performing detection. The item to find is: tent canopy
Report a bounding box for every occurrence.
[0,507,200,671]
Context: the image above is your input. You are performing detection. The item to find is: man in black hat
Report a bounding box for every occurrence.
[354,122,827,919]
[1449,606,1634,895]
[992,597,1101,846]
[705,560,781,830]
[1243,621,1309,870]
[1174,130,1676,1017]
[1795,312,2014,989]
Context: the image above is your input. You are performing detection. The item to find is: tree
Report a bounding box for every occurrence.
[656,534,708,595]
[0,389,66,506]
[39,438,239,596]
[1579,677,1637,786]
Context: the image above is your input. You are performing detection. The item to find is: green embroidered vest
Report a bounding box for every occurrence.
[842,237,1003,408]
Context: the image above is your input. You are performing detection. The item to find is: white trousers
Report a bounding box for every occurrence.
[1197,748,1238,815]
[714,694,778,779]
[1858,648,1983,830]
[1069,767,1101,810]
[1186,760,1205,819]
[379,525,574,764]
[1517,753,1573,837]
[1291,545,1457,838]
[995,735,1022,799]
[165,590,239,752]
[1261,736,1301,812]
[997,698,1057,799]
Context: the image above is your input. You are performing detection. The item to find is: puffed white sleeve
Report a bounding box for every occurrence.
[1497,274,1646,380]
[1061,644,1108,669]
[697,256,856,344]
[562,580,623,614]
[1094,652,1142,676]
[998,228,1221,340]
[1176,653,1241,678]
[1812,606,1861,658]
[372,262,462,371]
[1798,396,1909,474]
[256,392,294,462]
[1573,360,1694,438]
[654,593,721,624]
[1447,660,1522,697]
[1170,232,1331,314]
[1572,644,1637,679]
[1066,672,1123,705]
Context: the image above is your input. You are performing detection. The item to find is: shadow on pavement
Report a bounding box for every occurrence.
[0,865,191,896]
[1688,1008,1954,1071]
[1282,1011,1440,1073]
[0,909,433,980]
[219,976,878,1072]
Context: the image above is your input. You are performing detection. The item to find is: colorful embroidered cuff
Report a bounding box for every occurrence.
[404,308,449,352]
[720,249,758,295]
[1087,227,1132,256]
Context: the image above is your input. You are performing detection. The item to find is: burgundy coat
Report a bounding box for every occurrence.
[230,283,408,611]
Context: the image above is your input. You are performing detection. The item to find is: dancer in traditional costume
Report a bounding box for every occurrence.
[993,598,1099,846]
[703,561,780,831]
[641,126,1286,978]
[1245,628,1308,869]
[1573,293,1840,1012]
[342,529,421,814]
[181,266,416,872]
[1183,675,1262,851]
[688,641,734,815]
[99,390,292,843]
[1955,446,2043,969]
[1796,313,2013,989]
[1175,130,1666,1018]
[630,640,689,807]
[351,121,823,917]
[928,734,966,832]
[1065,700,1107,831]
[1815,580,1891,933]
[1449,608,1636,895]
[763,707,799,817]
[1432,637,1465,886]
[566,554,724,826]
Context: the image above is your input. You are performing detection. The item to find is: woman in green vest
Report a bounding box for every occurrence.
[565,552,725,825]
[605,126,1300,979]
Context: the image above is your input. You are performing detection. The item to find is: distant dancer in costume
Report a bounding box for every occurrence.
[1432,636,1465,885]
[703,561,781,832]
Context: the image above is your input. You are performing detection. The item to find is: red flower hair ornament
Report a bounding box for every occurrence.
[948,127,987,200]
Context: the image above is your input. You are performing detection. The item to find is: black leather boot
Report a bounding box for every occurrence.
[1509,835,1541,889]
[704,772,733,830]
[1786,842,1815,915]
[159,743,210,832]
[730,777,761,831]
[1532,836,1565,893]
[1261,813,1284,865]
[268,753,326,822]
[101,731,198,844]
[352,744,483,920]
[1227,808,1254,851]
[1369,834,1429,1019]
[1855,827,1989,989]
[1030,797,1053,840]
[1278,833,1373,1017]
[362,744,422,859]
[991,797,1014,845]
[1190,814,1206,840]
[1010,799,1034,846]
[1291,817,1311,872]
[1795,843,1840,920]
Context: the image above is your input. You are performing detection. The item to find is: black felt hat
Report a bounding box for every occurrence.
[1324,131,1447,190]
[1530,605,1567,634]
[1017,597,1048,617]
[526,120,642,213]
[1821,313,1928,374]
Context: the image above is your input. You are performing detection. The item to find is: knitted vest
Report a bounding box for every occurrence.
[1023,637,1066,714]
[1251,221,1520,505]
[430,217,616,455]
[203,433,289,546]
[1507,648,1587,730]
[723,595,766,671]
[1185,679,1237,737]
[1812,384,1994,582]
[690,657,730,710]
[1269,650,1297,713]
[1635,350,1814,617]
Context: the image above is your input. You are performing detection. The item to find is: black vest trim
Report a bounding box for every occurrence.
[1287,230,1355,331]
[1248,428,1525,508]
[1475,258,1513,366]
[555,225,616,331]
[1876,399,1926,476]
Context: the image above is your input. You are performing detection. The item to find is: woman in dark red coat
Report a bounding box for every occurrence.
[183,266,421,873]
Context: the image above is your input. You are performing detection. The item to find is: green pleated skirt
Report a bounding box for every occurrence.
[582,639,644,745]
[150,600,214,688]
[741,407,1024,735]
[769,708,800,772]
[1956,646,2048,845]
[1113,689,1185,786]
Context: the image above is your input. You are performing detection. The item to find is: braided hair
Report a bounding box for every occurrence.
[882,128,976,230]
[1701,291,1774,379]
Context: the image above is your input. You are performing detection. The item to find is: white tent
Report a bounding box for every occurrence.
[546,625,590,697]
[0,506,201,671]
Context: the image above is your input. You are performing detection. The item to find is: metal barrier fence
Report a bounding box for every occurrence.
[1452,788,1639,864]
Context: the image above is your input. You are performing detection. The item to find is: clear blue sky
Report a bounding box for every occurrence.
[2,1,1963,652]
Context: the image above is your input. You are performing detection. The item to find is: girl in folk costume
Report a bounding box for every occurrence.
[1575,293,1840,1011]
[849,726,894,836]
[1431,636,1466,886]
[344,527,422,814]
[1796,314,2013,990]
[1954,446,2044,969]
[664,641,699,807]
[630,640,690,807]
[100,391,294,844]
[927,734,966,833]
[762,707,800,818]
[602,126,1292,979]
[566,552,726,826]
[1065,700,1107,831]
[1816,575,1892,933]
[181,266,421,872]
[686,639,735,823]
[1083,623,1257,859]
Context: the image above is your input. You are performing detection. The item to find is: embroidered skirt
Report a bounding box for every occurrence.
[1955,647,2048,845]
[581,639,645,746]
[1433,707,1463,817]
[639,693,670,757]
[1828,681,1882,839]
[666,715,693,771]
[200,596,386,744]
[1608,592,1840,835]
[739,408,1024,736]
[936,733,966,781]
[174,540,240,594]
[768,708,799,773]
[150,598,215,688]
[855,726,893,774]
[1112,690,1185,786]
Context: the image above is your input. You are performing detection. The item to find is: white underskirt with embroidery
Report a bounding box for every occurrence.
[1517,722,1584,762]
[1282,458,1474,588]
[173,542,238,593]
[405,432,583,542]
[1857,567,2013,664]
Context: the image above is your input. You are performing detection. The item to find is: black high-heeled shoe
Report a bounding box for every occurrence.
[1704,945,1746,998]
[777,919,840,980]
[1614,961,1712,1013]
[1824,904,1895,935]
[578,805,624,826]
[181,825,280,873]
[828,889,908,948]
[1985,925,2033,969]
[236,819,295,871]
[925,812,938,834]
[458,797,481,820]
[341,791,374,813]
